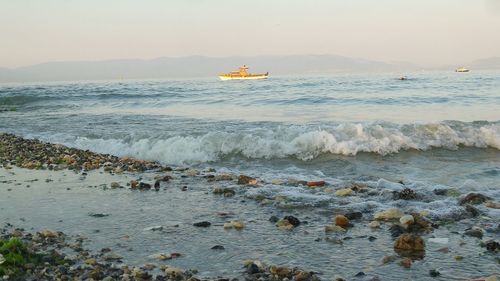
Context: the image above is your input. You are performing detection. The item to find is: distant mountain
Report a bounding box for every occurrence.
[467,57,500,70]
[1,55,420,82]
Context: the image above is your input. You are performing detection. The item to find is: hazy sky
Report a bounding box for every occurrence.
[1,0,500,68]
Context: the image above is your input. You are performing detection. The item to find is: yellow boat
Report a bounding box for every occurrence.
[455,67,470,72]
[219,65,269,80]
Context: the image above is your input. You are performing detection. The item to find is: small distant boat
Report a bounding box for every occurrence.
[398,76,408,80]
[219,65,269,81]
[455,67,470,73]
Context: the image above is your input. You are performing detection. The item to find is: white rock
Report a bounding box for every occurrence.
[144,226,163,231]
[374,208,404,220]
[185,169,199,176]
[368,221,381,228]
[335,188,353,196]
[399,215,414,226]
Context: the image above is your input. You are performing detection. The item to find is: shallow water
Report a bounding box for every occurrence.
[0,167,498,280]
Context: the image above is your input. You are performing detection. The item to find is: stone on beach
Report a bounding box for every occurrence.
[238,175,257,185]
[39,229,59,238]
[399,215,414,226]
[395,188,418,200]
[368,221,381,228]
[306,181,325,187]
[335,215,350,227]
[374,208,404,220]
[483,240,500,252]
[223,220,245,230]
[276,220,294,230]
[193,221,211,227]
[394,234,425,258]
[459,193,490,205]
[464,227,484,239]
[344,211,363,220]
[335,188,353,196]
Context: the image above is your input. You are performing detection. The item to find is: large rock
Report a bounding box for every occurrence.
[394,234,425,258]
[374,208,404,220]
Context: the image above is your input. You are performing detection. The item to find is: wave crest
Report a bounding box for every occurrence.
[39,121,500,165]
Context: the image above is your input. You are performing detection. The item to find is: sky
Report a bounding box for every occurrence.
[1,0,500,68]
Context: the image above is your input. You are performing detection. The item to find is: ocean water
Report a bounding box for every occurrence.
[1,72,499,179]
[2,71,500,215]
[1,71,500,279]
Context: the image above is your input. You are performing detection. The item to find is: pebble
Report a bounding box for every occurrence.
[429,269,441,277]
[335,215,350,227]
[345,212,363,220]
[223,220,245,230]
[211,245,225,250]
[193,221,211,227]
[399,215,414,226]
[395,188,418,200]
[459,193,490,205]
[335,188,353,196]
[185,169,199,177]
[374,208,404,220]
[394,233,425,253]
[283,216,301,226]
[483,240,500,252]
[276,220,294,230]
[306,181,325,187]
[464,227,484,239]
[368,221,381,228]
[238,175,257,185]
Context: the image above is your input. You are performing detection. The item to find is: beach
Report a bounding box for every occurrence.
[1,132,499,280]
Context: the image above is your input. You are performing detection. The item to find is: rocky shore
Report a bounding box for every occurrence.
[0,133,163,172]
[1,133,499,281]
[1,226,321,281]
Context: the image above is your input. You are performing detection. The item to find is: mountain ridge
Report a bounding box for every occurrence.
[1,55,499,83]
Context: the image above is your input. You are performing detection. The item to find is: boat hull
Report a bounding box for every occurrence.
[219,74,268,81]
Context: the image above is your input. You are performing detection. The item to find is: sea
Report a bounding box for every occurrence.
[1,71,499,279]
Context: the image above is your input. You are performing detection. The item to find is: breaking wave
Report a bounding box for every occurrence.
[34,121,500,165]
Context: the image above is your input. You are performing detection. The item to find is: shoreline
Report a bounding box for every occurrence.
[1,133,499,281]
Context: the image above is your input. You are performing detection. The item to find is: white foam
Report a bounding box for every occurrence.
[29,121,500,165]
